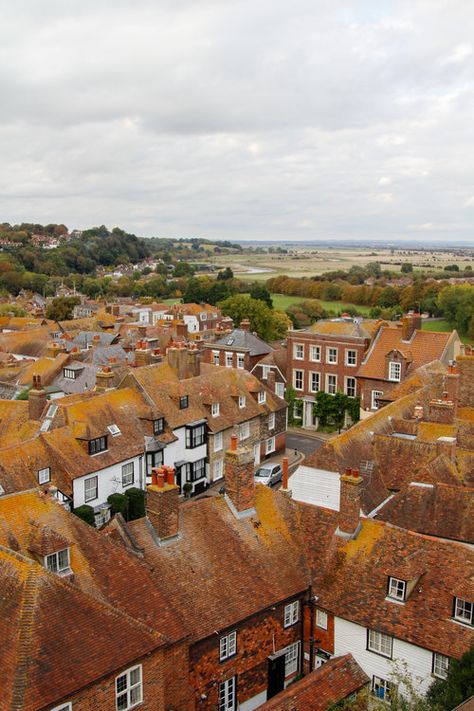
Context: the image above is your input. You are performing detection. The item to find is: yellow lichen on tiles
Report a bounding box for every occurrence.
[344,519,384,559]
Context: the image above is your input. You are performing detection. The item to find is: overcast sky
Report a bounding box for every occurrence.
[1,1,474,242]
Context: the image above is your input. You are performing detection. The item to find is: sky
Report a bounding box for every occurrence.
[1,0,474,242]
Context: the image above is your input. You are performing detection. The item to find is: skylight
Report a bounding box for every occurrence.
[107,424,121,436]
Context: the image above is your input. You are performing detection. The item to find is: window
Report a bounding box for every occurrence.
[266,437,275,454]
[454,597,473,625]
[63,368,77,380]
[84,476,98,502]
[276,382,285,398]
[212,350,220,365]
[108,424,121,436]
[238,395,246,408]
[293,400,303,419]
[38,467,51,485]
[367,630,393,658]
[284,600,299,627]
[268,412,275,429]
[239,422,250,440]
[326,374,337,395]
[213,459,224,481]
[310,345,321,362]
[186,422,207,448]
[179,395,189,410]
[345,377,356,398]
[285,642,300,677]
[310,372,320,393]
[371,390,383,410]
[46,403,58,418]
[315,609,328,630]
[261,365,270,380]
[294,369,303,391]
[188,458,206,482]
[345,349,357,366]
[211,403,220,417]
[200,312,207,321]
[153,418,164,435]
[218,677,236,711]
[116,665,142,711]
[46,548,71,576]
[387,577,406,602]
[258,391,266,404]
[122,462,134,487]
[88,436,107,455]
[372,676,394,703]
[214,431,223,452]
[433,653,450,680]
[51,704,72,711]
[294,343,304,360]
[225,352,234,368]
[220,631,237,661]
[236,353,245,369]
[389,361,401,382]
[327,347,338,364]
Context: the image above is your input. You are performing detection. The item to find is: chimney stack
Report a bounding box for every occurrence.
[95,366,115,392]
[267,369,276,393]
[224,434,256,519]
[176,321,188,338]
[29,375,48,420]
[146,466,180,542]
[240,319,251,332]
[187,345,200,377]
[401,313,421,341]
[167,344,189,379]
[134,341,152,367]
[336,467,362,539]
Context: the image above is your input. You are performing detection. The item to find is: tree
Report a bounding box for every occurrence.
[401,263,413,273]
[428,644,474,709]
[249,284,273,308]
[219,294,288,342]
[217,267,234,281]
[45,296,80,321]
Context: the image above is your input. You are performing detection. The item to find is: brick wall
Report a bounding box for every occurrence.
[359,376,391,411]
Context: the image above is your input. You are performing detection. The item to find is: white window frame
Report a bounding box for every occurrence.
[219,630,237,661]
[326,374,337,395]
[108,423,121,436]
[315,609,328,630]
[454,597,473,625]
[433,652,450,680]
[309,371,320,394]
[345,377,356,398]
[275,382,285,398]
[238,395,246,408]
[121,462,134,487]
[285,641,300,677]
[345,349,357,366]
[261,365,270,380]
[266,437,275,454]
[310,345,321,362]
[284,600,299,628]
[236,353,245,369]
[214,431,223,452]
[213,459,224,481]
[239,422,250,441]
[389,361,401,382]
[371,390,383,410]
[218,676,236,711]
[51,704,72,711]
[115,664,143,711]
[212,350,220,366]
[326,347,338,364]
[258,390,266,404]
[63,367,77,380]
[45,548,71,576]
[211,403,220,417]
[294,343,304,360]
[84,475,98,503]
[225,352,234,368]
[388,577,406,602]
[367,629,393,658]
[293,369,303,391]
[38,467,51,485]
[268,412,275,430]
[372,675,394,703]
[293,400,303,420]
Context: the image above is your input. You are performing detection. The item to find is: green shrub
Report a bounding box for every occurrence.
[107,493,129,520]
[125,487,146,520]
[73,504,96,527]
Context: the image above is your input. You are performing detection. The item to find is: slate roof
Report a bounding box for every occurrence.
[260,654,369,710]
[215,328,273,356]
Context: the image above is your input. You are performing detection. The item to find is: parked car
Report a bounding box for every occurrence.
[254,463,282,487]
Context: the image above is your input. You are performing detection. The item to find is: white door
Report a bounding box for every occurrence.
[254,442,260,466]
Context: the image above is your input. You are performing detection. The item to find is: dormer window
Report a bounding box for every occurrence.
[454,597,473,626]
[388,361,401,382]
[239,396,246,408]
[179,395,189,410]
[153,418,164,435]
[63,368,77,380]
[38,467,51,485]
[88,436,107,455]
[387,577,406,602]
[258,391,266,404]
[107,424,121,436]
[211,403,220,417]
[45,548,71,576]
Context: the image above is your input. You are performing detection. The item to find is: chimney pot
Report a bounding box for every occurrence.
[151,468,158,486]
[165,467,175,486]
[230,434,238,451]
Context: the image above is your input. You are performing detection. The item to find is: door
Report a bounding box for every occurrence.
[254,442,260,466]
[267,653,286,699]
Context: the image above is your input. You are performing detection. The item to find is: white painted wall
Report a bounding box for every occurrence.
[289,465,340,511]
[72,455,144,508]
[334,617,438,697]
[162,424,208,492]
[183,314,199,332]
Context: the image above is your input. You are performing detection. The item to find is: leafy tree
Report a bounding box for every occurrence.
[428,644,474,709]
[401,263,413,273]
[444,264,460,271]
[174,261,195,277]
[379,286,400,308]
[249,284,273,308]
[217,267,234,281]
[45,296,80,321]
[219,294,288,342]
[285,386,303,426]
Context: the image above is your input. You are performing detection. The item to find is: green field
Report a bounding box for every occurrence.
[422,319,472,344]
[244,293,373,315]
[317,300,372,316]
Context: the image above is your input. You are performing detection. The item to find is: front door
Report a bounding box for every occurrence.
[267,653,285,699]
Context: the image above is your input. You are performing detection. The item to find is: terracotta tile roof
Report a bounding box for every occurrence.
[260,654,369,710]
[257,346,288,378]
[357,327,454,380]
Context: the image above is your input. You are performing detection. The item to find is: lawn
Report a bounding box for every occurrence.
[244,293,373,315]
[317,300,372,316]
[422,319,472,344]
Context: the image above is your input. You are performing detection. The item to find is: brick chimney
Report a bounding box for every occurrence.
[187,345,200,377]
[401,313,421,341]
[134,341,152,367]
[336,467,362,539]
[428,393,455,424]
[224,434,256,519]
[176,321,188,338]
[167,344,190,379]
[146,466,180,542]
[29,375,47,420]
[95,366,115,392]
[240,319,251,331]
[267,369,276,393]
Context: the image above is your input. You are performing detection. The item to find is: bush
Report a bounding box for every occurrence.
[73,504,96,527]
[125,487,146,520]
[107,493,129,519]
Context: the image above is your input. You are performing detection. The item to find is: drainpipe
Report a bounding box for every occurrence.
[308,584,315,673]
[300,591,306,677]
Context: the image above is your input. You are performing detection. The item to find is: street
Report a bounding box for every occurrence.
[287,431,324,459]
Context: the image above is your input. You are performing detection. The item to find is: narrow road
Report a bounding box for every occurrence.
[287,432,324,459]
